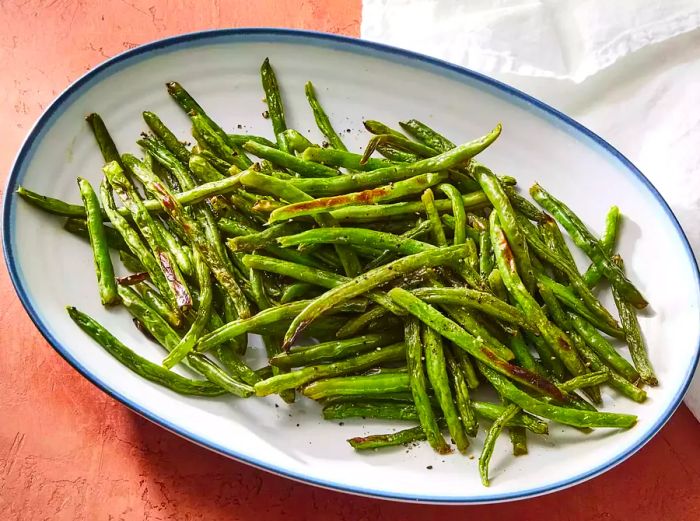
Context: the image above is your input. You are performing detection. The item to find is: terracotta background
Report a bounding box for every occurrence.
[1,1,698,519]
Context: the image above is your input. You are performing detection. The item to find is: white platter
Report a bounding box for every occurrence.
[3,29,699,503]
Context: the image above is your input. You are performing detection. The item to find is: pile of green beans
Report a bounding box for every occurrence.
[17,58,656,487]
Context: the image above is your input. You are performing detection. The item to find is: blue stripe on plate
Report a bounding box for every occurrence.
[3,28,699,504]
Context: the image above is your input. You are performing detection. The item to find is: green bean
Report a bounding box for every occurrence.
[289,125,501,197]
[363,220,432,271]
[448,171,481,193]
[473,163,536,293]
[348,425,427,450]
[153,218,194,277]
[421,188,448,246]
[16,186,93,218]
[76,179,118,305]
[574,336,647,403]
[443,214,482,244]
[200,149,234,174]
[226,221,303,253]
[568,313,639,383]
[444,347,478,436]
[277,227,433,256]
[227,133,278,150]
[537,273,624,338]
[448,305,513,356]
[191,114,250,170]
[320,396,547,435]
[438,183,467,244]
[116,269,148,287]
[303,147,394,171]
[117,285,180,348]
[332,191,491,222]
[133,281,181,328]
[463,237,479,274]
[487,267,508,302]
[454,346,480,389]
[282,245,467,348]
[85,113,121,164]
[120,250,145,273]
[399,119,455,153]
[410,287,538,334]
[335,305,387,338]
[261,58,288,150]
[389,287,564,400]
[535,279,601,404]
[102,163,192,311]
[217,218,254,237]
[304,373,410,400]
[121,158,251,319]
[539,215,577,273]
[196,300,311,352]
[479,231,494,278]
[166,81,251,168]
[364,133,440,162]
[522,330,565,381]
[249,265,296,403]
[472,401,548,435]
[422,326,469,453]
[503,185,546,222]
[304,81,346,151]
[116,286,253,397]
[142,111,190,165]
[271,332,401,368]
[215,343,261,386]
[254,342,405,396]
[188,154,225,184]
[611,256,657,385]
[584,206,621,287]
[163,251,212,368]
[20,171,248,220]
[363,120,405,138]
[240,254,402,316]
[323,400,417,421]
[269,172,448,223]
[480,403,520,485]
[67,306,225,396]
[280,282,318,304]
[276,130,311,155]
[517,215,620,331]
[559,371,609,392]
[377,145,419,163]
[244,140,339,177]
[530,184,647,308]
[536,273,623,338]
[490,212,589,380]
[237,170,362,277]
[479,362,637,428]
[405,317,451,454]
[226,221,327,267]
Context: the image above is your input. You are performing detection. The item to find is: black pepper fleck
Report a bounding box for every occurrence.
[426,465,433,470]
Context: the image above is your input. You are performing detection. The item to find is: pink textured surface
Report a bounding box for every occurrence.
[1,1,699,519]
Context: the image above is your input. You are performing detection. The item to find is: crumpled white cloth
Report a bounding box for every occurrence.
[362,0,700,82]
[362,0,700,419]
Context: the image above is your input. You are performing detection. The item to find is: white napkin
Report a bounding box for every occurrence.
[362,0,700,418]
